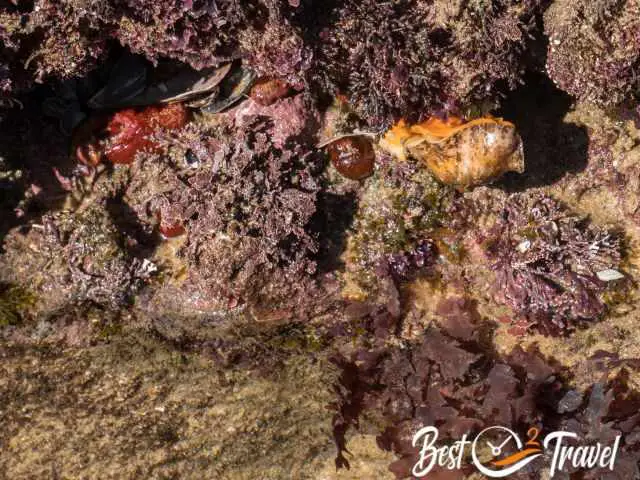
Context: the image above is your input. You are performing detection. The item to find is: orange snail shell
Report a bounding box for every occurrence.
[380,116,525,188]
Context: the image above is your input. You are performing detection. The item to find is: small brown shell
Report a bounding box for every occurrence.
[381,117,525,188]
[249,78,291,106]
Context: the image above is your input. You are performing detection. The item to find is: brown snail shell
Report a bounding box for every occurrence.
[380,116,525,188]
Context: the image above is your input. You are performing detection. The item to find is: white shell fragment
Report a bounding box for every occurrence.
[516,240,531,253]
[596,269,625,281]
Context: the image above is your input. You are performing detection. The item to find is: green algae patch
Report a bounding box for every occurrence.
[341,156,454,300]
[0,284,36,326]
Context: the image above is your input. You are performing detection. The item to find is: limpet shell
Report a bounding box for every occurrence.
[380,116,525,188]
[596,269,625,282]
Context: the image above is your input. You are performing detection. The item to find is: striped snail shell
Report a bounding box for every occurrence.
[380,116,525,189]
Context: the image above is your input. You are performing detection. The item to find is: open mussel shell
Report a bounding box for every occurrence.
[87,54,148,109]
[146,63,231,104]
[200,65,256,114]
[185,89,221,109]
[88,55,232,109]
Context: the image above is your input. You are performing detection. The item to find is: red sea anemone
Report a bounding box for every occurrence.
[72,103,189,166]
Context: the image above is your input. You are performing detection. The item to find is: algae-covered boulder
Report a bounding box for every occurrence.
[545,0,640,106]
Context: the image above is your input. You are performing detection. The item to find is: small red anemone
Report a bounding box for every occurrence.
[72,103,190,166]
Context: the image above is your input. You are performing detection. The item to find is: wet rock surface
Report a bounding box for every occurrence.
[0,331,339,479]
